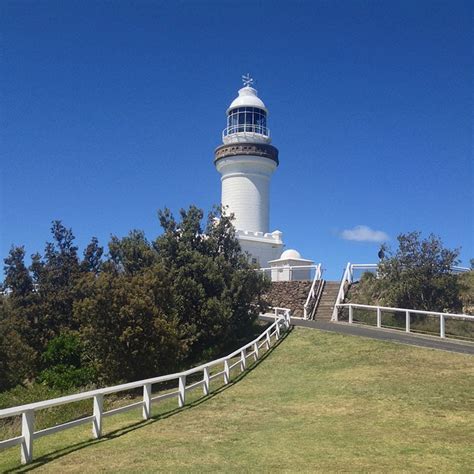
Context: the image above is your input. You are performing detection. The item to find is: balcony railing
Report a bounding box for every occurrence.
[222,123,270,140]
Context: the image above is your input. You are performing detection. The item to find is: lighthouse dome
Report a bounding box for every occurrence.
[223,77,271,145]
[227,86,268,113]
[280,249,302,260]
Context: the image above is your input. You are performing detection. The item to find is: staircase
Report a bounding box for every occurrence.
[313,281,340,321]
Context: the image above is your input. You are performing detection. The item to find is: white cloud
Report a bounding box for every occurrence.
[340,225,389,243]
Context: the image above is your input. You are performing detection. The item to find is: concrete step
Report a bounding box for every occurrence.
[313,280,339,321]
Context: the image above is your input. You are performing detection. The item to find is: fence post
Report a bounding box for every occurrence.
[275,321,281,339]
[376,307,381,328]
[240,349,247,372]
[440,315,445,338]
[21,410,34,465]
[92,394,103,439]
[349,305,353,324]
[266,331,271,349]
[253,342,259,361]
[143,383,152,420]
[178,375,186,408]
[224,359,230,384]
[285,310,291,329]
[203,367,210,396]
[405,311,410,333]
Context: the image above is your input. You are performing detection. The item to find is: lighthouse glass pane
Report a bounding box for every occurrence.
[226,107,267,135]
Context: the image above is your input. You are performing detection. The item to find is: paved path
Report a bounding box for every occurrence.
[260,315,474,355]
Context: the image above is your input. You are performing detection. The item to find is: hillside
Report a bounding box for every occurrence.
[1,328,473,472]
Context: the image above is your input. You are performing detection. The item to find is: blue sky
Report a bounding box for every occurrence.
[1,0,472,279]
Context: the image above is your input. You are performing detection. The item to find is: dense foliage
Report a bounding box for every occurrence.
[0,207,269,391]
[347,232,469,313]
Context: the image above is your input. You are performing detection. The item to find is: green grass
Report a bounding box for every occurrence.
[1,328,473,472]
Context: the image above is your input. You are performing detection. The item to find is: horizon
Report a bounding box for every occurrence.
[1,0,473,280]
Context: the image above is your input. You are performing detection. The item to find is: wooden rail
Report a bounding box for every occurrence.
[336,303,474,339]
[0,310,291,465]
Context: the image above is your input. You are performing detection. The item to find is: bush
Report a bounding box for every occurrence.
[37,332,95,390]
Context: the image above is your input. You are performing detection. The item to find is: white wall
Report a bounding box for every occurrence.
[237,233,283,268]
[216,155,277,233]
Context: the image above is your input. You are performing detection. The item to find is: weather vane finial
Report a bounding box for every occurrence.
[242,73,254,87]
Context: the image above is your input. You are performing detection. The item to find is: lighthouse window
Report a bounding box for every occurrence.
[227,107,267,135]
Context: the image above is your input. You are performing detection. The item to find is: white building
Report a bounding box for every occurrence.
[214,75,314,278]
[268,249,314,281]
[214,76,284,267]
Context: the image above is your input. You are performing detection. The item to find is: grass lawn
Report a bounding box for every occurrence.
[1,328,473,472]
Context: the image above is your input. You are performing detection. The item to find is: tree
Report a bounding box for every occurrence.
[155,206,269,361]
[3,246,33,297]
[458,270,474,315]
[0,299,37,390]
[30,221,82,343]
[349,232,462,312]
[81,237,103,274]
[0,206,269,389]
[107,230,158,275]
[74,266,182,384]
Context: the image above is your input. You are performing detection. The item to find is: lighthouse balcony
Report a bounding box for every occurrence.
[222,124,271,144]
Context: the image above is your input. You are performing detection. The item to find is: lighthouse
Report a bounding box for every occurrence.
[214,75,284,267]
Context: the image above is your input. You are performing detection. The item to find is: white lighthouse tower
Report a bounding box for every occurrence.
[214,75,284,267]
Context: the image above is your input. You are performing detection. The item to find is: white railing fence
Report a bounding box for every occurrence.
[331,262,352,321]
[303,264,323,320]
[331,263,471,322]
[222,123,270,139]
[270,307,292,320]
[350,264,470,281]
[336,303,474,340]
[349,263,378,282]
[258,264,320,283]
[0,310,291,465]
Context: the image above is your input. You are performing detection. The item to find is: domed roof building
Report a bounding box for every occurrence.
[280,249,303,260]
[268,249,314,281]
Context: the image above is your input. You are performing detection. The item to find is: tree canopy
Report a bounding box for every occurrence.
[0,206,269,391]
[348,232,466,313]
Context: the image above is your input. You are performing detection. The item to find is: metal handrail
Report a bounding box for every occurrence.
[222,123,270,139]
[311,279,325,320]
[303,263,323,319]
[259,264,320,283]
[259,265,319,272]
[331,262,352,321]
